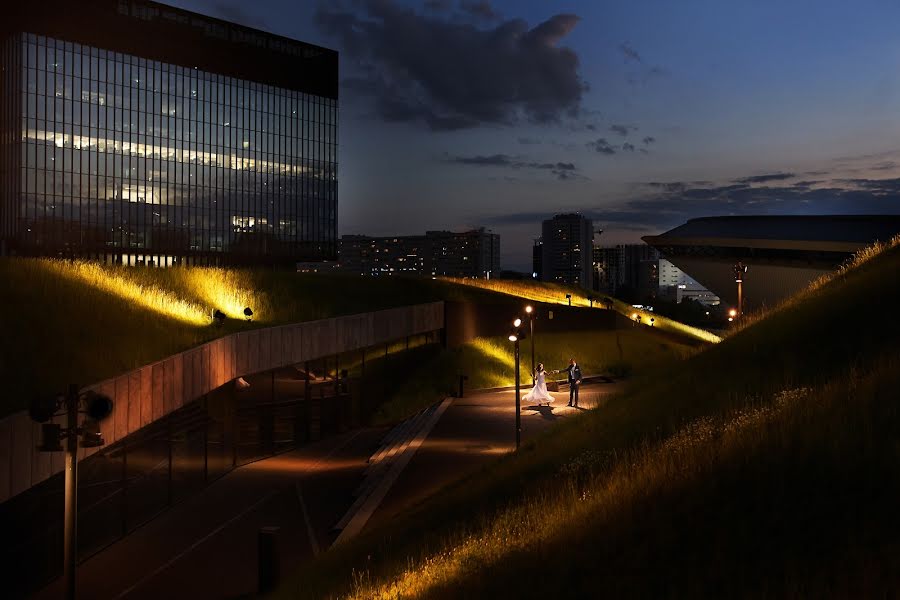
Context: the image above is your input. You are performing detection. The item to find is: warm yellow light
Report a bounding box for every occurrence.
[508,334,518,342]
[525,305,533,314]
[728,309,738,318]
[513,318,522,328]
[631,312,638,320]
[43,260,210,325]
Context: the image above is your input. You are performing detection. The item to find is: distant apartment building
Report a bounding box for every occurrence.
[337,228,499,278]
[532,239,543,279]
[659,258,720,306]
[538,213,594,289]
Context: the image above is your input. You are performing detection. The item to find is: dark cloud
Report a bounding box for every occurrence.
[735,172,795,184]
[642,136,655,145]
[517,137,542,145]
[483,175,900,232]
[316,1,586,130]
[622,142,636,152]
[610,124,637,137]
[619,42,642,63]
[447,154,581,180]
[424,0,452,11]
[587,138,616,155]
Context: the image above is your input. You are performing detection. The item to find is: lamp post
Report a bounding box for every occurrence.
[525,305,535,384]
[733,262,748,320]
[30,385,113,600]
[565,293,572,306]
[509,318,524,450]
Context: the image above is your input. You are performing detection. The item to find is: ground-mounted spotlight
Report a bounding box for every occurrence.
[213,309,227,326]
[650,317,655,326]
[244,307,253,322]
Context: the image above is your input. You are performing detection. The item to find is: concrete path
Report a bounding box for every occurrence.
[34,380,622,599]
[366,379,624,529]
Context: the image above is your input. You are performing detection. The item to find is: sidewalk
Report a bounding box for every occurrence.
[367,379,623,528]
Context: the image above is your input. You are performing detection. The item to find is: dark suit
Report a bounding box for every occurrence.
[563,363,583,407]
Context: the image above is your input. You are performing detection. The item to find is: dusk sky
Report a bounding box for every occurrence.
[171,0,900,271]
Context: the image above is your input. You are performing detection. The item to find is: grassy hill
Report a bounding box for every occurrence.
[0,259,710,418]
[280,237,900,598]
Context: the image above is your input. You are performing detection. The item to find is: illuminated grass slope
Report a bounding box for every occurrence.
[0,259,709,418]
[282,239,900,599]
[442,276,722,344]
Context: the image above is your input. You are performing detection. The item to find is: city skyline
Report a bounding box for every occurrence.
[171,0,900,270]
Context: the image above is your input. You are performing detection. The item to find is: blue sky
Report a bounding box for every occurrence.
[173,0,900,270]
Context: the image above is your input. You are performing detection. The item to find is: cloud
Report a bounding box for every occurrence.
[587,138,616,155]
[316,1,586,130]
[609,124,637,137]
[481,173,900,233]
[734,172,795,184]
[642,136,655,145]
[447,153,582,180]
[517,137,542,145]
[619,42,642,63]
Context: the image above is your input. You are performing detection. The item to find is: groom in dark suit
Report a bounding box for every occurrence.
[563,358,583,407]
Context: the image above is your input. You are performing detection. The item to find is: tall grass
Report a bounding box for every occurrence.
[279,236,900,599]
[443,276,722,344]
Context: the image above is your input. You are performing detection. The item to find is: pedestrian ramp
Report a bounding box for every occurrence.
[332,397,452,545]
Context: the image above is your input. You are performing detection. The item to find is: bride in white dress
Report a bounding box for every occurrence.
[523,363,555,406]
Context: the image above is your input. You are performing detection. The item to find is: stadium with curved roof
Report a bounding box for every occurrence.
[643,215,900,311]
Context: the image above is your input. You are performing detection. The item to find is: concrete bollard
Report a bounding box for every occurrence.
[258,526,281,594]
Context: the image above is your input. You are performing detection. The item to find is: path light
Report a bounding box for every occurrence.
[565,293,572,306]
[244,307,253,322]
[509,317,525,450]
[525,306,536,384]
[650,317,655,327]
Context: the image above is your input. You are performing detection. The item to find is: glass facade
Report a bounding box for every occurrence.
[5,32,337,264]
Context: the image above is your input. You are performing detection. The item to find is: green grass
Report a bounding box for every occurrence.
[373,328,694,424]
[443,276,722,344]
[278,240,900,598]
[0,259,708,418]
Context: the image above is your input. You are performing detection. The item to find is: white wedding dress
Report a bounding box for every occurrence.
[523,370,554,405]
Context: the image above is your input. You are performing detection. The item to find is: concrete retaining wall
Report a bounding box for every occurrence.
[0,302,444,505]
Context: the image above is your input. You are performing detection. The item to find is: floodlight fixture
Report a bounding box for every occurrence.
[243,307,253,321]
[508,333,518,342]
[84,391,113,421]
[30,395,61,423]
[213,309,227,325]
[513,317,522,328]
[38,423,64,452]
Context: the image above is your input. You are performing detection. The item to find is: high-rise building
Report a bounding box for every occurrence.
[532,238,543,280]
[338,228,500,278]
[1,0,338,266]
[539,213,594,289]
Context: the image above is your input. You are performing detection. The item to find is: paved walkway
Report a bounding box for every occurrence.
[34,380,623,599]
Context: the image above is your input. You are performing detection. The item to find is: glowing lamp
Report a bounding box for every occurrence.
[513,318,522,328]
[525,305,533,314]
[508,334,518,342]
[728,308,737,318]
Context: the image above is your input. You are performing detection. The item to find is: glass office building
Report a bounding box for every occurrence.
[1,0,337,265]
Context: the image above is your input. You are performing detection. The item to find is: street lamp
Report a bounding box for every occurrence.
[509,317,525,449]
[525,305,535,384]
[733,262,748,320]
[728,308,737,323]
[30,385,113,600]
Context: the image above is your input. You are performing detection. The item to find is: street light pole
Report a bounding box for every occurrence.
[63,384,78,600]
[525,306,535,384]
[733,262,747,320]
[514,335,521,449]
